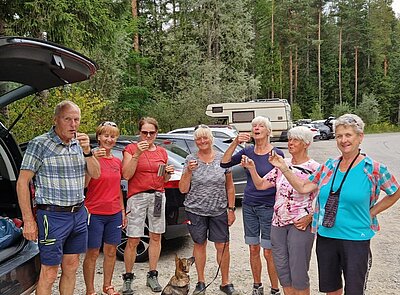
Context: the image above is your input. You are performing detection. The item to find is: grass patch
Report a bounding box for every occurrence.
[365,122,400,134]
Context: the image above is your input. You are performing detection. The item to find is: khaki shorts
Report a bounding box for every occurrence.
[125,191,166,237]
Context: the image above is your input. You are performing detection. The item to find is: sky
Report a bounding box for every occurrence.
[393,0,400,16]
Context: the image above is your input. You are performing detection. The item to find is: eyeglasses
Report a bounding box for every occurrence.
[101,121,117,127]
[141,130,157,136]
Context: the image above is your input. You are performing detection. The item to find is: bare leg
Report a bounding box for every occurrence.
[249,244,262,284]
[264,248,279,289]
[282,286,295,295]
[295,287,310,295]
[83,248,100,294]
[124,237,140,273]
[193,241,207,283]
[148,232,162,271]
[103,243,117,288]
[215,242,230,286]
[35,264,59,295]
[59,254,80,295]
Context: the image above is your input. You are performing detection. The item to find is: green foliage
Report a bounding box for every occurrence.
[365,122,400,133]
[332,102,353,118]
[355,93,380,125]
[7,87,109,143]
[291,103,304,121]
[309,103,323,120]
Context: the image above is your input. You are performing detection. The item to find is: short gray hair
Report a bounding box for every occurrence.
[334,114,364,134]
[193,124,214,144]
[288,126,314,145]
[251,116,272,133]
[54,100,80,117]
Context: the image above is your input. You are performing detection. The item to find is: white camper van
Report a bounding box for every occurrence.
[206,99,293,141]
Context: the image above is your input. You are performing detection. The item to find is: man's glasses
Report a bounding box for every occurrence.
[101,121,117,127]
[141,131,156,136]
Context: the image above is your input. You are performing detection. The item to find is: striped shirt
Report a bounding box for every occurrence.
[309,155,399,233]
[21,127,86,206]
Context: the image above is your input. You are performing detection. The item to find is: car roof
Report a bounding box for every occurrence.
[0,36,98,108]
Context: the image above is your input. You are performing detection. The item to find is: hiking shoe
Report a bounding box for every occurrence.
[146,270,162,292]
[270,288,281,295]
[220,283,239,295]
[192,282,206,295]
[252,285,264,295]
[121,273,135,295]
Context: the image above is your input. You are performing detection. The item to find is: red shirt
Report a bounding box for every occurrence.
[85,157,122,215]
[124,143,168,198]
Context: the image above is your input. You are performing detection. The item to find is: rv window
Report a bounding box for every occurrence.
[232,111,254,123]
[212,106,223,113]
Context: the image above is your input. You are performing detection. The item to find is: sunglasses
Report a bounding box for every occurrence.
[101,121,117,127]
[141,130,157,136]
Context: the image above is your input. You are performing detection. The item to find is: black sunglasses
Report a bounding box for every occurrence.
[141,130,157,136]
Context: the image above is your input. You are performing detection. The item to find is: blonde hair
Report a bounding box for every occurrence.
[96,122,120,142]
[193,125,214,144]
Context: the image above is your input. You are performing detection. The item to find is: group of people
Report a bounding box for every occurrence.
[15,99,400,295]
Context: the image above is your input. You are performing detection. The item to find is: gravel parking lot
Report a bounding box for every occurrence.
[47,133,400,294]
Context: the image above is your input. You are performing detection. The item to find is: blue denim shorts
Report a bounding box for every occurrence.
[37,206,88,266]
[87,212,123,248]
[242,203,274,249]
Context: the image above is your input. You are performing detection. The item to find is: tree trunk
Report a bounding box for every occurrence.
[339,27,342,105]
[318,9,322,111]
[294,45,298,101]
[289,48,293,105]
[354,46,358,108]
[132,0,139,52]
[271,0,274,98]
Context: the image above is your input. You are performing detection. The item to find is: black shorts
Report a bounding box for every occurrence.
[316,234,371,295]
[186,210,229,244]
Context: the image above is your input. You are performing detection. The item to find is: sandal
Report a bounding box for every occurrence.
[103,285,120,295]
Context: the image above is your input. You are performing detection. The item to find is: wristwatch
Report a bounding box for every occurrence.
[228,206,236,212]
[83,150,93,157]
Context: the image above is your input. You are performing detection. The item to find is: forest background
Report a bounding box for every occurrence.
[1,0,400,142]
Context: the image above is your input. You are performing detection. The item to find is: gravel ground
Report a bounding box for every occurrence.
[46,134,400,294]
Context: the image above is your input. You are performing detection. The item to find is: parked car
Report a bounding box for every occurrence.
[89,137,189,262]
[0,36,98,294]
[168,125,238,140]
[301,124,321,140]
[155,133,247,200]
[311,120,335,140]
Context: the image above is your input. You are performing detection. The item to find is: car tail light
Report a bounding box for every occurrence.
[310,128,318,132]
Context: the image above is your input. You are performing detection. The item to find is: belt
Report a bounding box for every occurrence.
[143,189,156,194]
[36,202,84,213]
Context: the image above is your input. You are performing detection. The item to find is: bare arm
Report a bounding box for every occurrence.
[221,133,251,164]
[370,188,400,218]
[179,160,198,193]
[16,170,38,241]
[269,151,318,194]
[122,141,149,180]
[242,156,274,190]
[225,172,236,226]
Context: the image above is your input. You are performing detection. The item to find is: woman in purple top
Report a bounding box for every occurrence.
[243,126,319,295]
[221,116,283,295]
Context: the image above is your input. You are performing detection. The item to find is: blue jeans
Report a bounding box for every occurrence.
[242,203,274,249]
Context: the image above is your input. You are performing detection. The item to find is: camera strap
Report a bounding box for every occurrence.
[329,150,360,195]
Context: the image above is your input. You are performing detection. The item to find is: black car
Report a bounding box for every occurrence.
[0,36,98,294]
[89,137,188,262]
[155,133,247,201]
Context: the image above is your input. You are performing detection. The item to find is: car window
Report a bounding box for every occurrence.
[212,131,230,139]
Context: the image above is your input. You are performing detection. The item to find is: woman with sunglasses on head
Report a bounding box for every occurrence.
[269,114,400,295]
[121,117,174,295]
[83,121,126,295]
[179,125,239,295]
[242,126,320,295]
